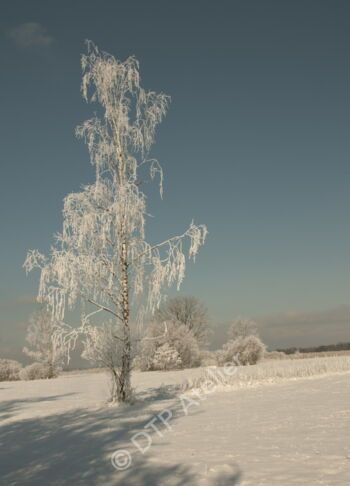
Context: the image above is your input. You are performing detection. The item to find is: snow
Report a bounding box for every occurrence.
[1,368,350,485]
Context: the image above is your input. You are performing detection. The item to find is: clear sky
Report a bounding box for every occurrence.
[1,0,350,360]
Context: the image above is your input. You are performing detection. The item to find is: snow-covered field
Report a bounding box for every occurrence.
[1,361,350,485]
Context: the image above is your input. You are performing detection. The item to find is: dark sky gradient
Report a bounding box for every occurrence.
[1,0,350,359]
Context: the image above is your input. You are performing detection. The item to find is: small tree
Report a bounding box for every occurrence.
[23,309,62,378]
[228,317,258,341]
[155,296,209,344]
[24,42,207,402]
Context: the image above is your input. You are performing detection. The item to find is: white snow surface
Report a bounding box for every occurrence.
[1,367,350,485]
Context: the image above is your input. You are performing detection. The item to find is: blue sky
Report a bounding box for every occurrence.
[1,0,350,359]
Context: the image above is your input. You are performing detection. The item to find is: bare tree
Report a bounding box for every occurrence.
[23,308,62,378]
[23,42,207,402]
[228,317,258,341]
[155,296,209,344]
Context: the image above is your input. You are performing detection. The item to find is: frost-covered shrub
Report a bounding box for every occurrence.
[0,359,22,381]
[238,336,266,365]
[217,336,266,366]
[19,362,56,381]
[168,323,201,368]
[136,321,201,371]
[151,343,182,370]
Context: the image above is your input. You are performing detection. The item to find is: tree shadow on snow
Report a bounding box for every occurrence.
[0,386,242,485]
[0,393,77,422]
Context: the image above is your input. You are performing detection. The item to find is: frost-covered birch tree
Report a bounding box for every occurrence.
[24,42,207,402]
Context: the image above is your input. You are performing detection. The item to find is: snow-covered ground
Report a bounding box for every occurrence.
[1,366,350,485]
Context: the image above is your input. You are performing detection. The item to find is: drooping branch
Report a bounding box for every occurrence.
[131,223,208,265]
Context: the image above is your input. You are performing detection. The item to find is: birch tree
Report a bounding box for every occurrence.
[24,42,207,402]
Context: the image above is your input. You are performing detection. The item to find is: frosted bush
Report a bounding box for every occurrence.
[0,359,22,381]
[151,343,182,371]
[168,323,201,368]
[238,336,266,365]
[217,335,266,366]
[19,362,56,381]
[136,321,201,371]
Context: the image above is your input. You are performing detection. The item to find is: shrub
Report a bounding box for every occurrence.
[19,362,56,381]
[0,359,22,381]
[135,321,201,371]
[217,335,266,366]
[151,343,182,370]
[168,323,201,368]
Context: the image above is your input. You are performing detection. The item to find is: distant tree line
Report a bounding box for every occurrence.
[277,342,350,354]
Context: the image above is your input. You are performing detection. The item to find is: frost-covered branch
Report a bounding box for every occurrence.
[87,298,123,321]
[131,223,206,264]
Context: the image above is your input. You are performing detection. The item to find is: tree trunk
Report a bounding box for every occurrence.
[48,361,54,379]
[115,139,132,403]
[118,239,132,402]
